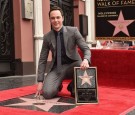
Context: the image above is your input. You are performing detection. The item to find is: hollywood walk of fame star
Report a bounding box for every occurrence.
[5,97,74,111]
[79,70,93,86]
[108,10,134,36]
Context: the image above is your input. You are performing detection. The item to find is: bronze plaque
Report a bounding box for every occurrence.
[74,67,98,104]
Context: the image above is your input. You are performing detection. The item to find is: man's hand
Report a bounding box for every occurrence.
[80,59,89,70]
[35,82,43,99]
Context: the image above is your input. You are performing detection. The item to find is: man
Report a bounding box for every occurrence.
[35,6,91,99]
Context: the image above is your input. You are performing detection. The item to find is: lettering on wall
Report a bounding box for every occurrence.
[95,0,135,40]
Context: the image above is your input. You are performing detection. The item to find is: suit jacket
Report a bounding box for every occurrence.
[37,26,91,82]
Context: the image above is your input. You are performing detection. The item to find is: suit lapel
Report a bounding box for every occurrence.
[50,26,68,50]
[50,30,56,49]
[63,26,68,49]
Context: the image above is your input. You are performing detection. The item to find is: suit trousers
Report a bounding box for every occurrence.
[42,60,81,99]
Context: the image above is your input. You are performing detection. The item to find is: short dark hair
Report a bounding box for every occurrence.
[49,6,64,17]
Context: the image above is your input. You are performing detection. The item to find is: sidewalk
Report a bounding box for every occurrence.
[0,75,36,91]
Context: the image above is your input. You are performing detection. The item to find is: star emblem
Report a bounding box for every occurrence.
[5,97,74,111]
[79,70,93,86]
[108,10,134,36]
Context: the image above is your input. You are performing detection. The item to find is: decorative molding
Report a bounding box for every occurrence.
[15,59,35,75]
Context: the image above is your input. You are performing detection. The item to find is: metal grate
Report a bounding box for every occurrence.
[0,0,15,76]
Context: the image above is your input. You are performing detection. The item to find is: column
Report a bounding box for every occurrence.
[85,0,96,47]
[33,0,44,72]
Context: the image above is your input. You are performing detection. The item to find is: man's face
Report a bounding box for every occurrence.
[49,10,64,31]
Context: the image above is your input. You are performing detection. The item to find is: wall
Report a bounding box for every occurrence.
[13,0,35,75]
[42,0,51,34]
[74,0,85,30]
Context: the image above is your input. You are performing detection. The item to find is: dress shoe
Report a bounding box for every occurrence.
[70,90,75,98]
[67,85,75,98]
[59,84,63,92]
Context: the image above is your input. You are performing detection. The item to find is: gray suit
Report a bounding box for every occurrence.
[37,26,91,98]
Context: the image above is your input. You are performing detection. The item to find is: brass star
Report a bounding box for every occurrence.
[79,70,93,86]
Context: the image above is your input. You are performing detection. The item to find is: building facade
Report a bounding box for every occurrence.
[0,0,95,76]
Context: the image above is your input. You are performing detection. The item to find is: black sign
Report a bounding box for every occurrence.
[95,0,135,40]
[74,67,98,104]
